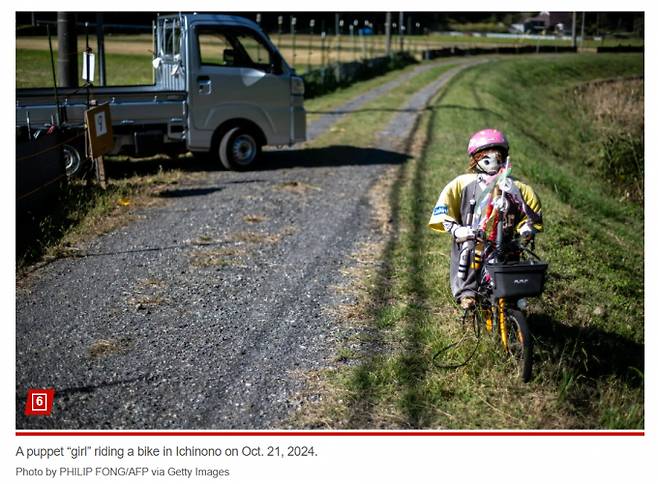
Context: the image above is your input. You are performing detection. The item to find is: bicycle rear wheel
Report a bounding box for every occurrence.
[504,309,533,382]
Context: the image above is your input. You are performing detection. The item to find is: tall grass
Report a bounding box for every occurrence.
[575,79,644,200]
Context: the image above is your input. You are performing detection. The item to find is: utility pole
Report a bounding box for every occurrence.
[96,13,106,86]
[571,12,577,50]
[385,12,392,56]
[335,13,341,64]
[277,16,283,48]
[399,12,404,52]
[291,17,297,69]
[57,12,78,88]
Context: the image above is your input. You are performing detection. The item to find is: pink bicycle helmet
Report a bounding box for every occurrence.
[467,128,509,156]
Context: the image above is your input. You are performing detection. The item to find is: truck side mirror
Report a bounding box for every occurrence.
[223,49,235,65]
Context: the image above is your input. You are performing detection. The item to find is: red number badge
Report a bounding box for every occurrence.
[24,388,55,416]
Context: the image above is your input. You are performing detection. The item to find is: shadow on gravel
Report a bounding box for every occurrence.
[158,187,223,198]
[56,239,232,260]
[104,154,216,179]
[16,374,153,429]
[261,145,410,170]
[103,146,410,176]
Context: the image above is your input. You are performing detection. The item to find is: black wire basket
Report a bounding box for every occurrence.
[485,261,548,298]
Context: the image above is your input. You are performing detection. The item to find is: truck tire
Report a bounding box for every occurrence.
[218,127,261,171]
[63,144,84,178]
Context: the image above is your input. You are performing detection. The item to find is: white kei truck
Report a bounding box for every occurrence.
[16,13,307,172]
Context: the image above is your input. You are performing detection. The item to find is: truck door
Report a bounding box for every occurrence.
[187,25,292,149]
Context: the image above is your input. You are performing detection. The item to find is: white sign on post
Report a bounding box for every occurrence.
[82,51,95,83]
[94,111,107,136]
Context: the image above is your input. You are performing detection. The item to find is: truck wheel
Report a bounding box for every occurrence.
[218,127,261,170]
[63,144,83,178]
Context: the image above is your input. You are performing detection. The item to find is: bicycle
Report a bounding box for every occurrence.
[435,179,548,382]
[465,231,547,382]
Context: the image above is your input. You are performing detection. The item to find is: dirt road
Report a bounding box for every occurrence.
[16,59,483,429]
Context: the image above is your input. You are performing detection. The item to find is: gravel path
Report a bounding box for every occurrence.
[377,59,488,152]
[16,59,483,429]
[306,57,476,142]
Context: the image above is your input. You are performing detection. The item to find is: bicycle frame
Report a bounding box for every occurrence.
[469,204,540,381]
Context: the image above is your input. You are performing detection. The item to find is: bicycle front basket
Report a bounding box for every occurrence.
[485,261,548,298]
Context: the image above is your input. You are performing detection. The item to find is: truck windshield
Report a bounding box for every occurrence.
[197,26,276,73]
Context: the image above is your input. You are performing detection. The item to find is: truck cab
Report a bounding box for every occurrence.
[157,14,305,169]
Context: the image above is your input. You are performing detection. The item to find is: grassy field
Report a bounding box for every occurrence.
[16,32,643,82]
[297,53,644,429]
[16,49,152,87]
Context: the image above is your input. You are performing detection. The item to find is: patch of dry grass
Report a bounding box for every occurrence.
[188,247,247,268]
[188,226,296,268]
[576,77,644,200]
[127,294,167,309]
[231,231,281,245]
[135,277,166,289]
[243,214,268,224]
[191,235,217,246]
[124,276,170,309]
[231,227,296,245]
[275,181,322,195]
[577,78,643,130]
[88,338,132,359]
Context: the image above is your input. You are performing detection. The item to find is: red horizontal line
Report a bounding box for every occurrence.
[15,431,645,437]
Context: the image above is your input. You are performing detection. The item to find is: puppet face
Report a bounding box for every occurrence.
[475,149,503,175]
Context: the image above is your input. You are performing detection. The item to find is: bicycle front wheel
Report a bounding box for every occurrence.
[504,309,533,382]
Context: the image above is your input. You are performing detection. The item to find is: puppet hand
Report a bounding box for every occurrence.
[452,225,474,241]
[519,222,536,241]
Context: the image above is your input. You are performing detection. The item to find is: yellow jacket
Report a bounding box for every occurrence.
[428,173,543,234]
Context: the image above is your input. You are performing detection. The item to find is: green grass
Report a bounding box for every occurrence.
[273,33,644,50]
[16,49,152,87]
[303,53,644,429]
[423,33,644,49]
[304,61,425,113]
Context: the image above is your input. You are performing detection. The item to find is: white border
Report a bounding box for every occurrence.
[5,2,654,483]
